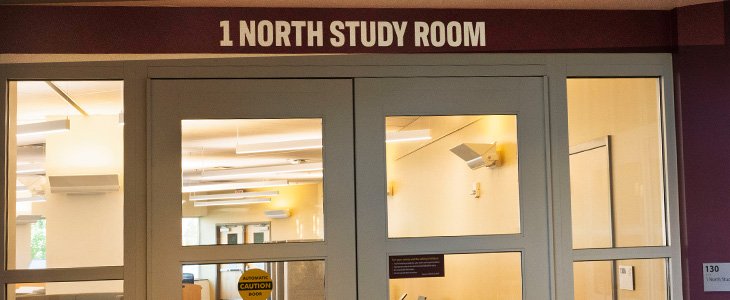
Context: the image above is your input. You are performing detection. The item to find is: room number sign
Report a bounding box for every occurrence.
[703,263,730,292]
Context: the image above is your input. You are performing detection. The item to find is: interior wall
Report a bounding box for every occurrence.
[14,224,31,270]
[573,261,613,300]
[192,182,324,245]
[388,252,522,300]
[567,78,666,298]
[386,115,520,298]
[40,115,124,294]
[186,182,323,300]
[387,115,520,238]
[617,259,668,300]
[567,78,664,248]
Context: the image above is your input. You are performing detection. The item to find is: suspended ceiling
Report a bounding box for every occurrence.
[2,0,720,10]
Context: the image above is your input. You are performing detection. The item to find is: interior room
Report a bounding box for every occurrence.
[4,77,667,299]
[6,80,125,299]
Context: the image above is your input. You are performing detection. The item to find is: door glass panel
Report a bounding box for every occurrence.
[181,119,324,245]
[183,260,324,300]
[574,261,614,300]
[7,280,123,298]
[568,78,666,248]
[388,252,522,299]
[570,138,613,249]
[616,259,668,300]
[5,81,124,269]
[573,259,668,300]
[386,115,520,238]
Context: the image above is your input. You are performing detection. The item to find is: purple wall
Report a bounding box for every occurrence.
[0,6,673,54]
[674,3,730,299]
[0,2,729,299]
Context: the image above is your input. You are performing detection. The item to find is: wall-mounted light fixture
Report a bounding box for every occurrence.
[449,142,500,169]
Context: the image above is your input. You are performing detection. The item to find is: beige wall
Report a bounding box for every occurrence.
[186,182,323,299]
[389,252,522,300]
[386,115,521,298]
[387,115,520,237]
[191,182,324,245]
[14,224,32,270]
[617,259,667,300]
[567,78,664,247]
[568,78,667,299]
[573,261,613,300]
[40,115,124,294]
[570,145,613,249]
[574,259,668,300]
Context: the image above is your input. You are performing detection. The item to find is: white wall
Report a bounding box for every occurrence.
[40,115,124,294]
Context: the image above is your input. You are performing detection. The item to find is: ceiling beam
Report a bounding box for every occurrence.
[45,81,89,116]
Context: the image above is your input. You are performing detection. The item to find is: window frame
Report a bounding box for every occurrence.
[0,63,144,298]
[547,55,683,300]
[1,54,682,300]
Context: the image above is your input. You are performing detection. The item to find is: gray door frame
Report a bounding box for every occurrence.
[0,53,681,300]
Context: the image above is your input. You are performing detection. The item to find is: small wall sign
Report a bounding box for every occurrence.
[238,268,273,300]
[703,263,730,292]
[389,254,445,279]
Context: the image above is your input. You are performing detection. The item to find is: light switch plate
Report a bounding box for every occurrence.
[618,265,635,291]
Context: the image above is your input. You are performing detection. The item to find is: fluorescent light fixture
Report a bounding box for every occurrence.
[182,180,289,193]
[193,198,270,207]
[17,119,70,137]
[17,163,45,175]
[17,196,46,203]
[236,138,322,155]
[200,162,323,181]
[386,129,432,143]
[16,184,33,198]
[190,191,279,201]
[235,129,431,155]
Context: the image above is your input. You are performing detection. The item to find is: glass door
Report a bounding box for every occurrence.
[355,77,551,299]
[148,79,356,299]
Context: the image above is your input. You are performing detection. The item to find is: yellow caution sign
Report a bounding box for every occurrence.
[238,268,273,300]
